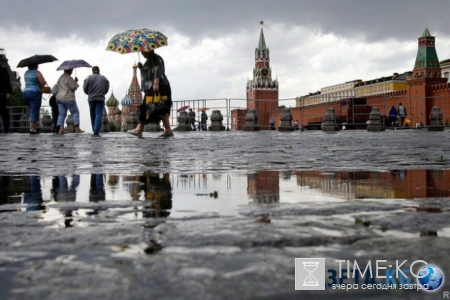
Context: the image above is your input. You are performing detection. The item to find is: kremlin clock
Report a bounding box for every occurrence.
[261,67,270,78]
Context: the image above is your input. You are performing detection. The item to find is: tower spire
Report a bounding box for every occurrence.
[258,20,266,50]
[413,25,440,72]
[422,24,431,37]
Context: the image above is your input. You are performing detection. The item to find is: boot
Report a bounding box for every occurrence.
[74,125,85,134]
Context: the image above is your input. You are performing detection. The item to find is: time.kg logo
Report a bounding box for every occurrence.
[295,258,326,290]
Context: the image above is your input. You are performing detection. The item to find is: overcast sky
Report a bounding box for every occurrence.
[1,0,450,131]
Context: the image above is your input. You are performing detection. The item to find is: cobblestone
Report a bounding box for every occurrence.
[0,129,449,299]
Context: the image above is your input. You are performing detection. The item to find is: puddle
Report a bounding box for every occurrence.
[0,169,449,221]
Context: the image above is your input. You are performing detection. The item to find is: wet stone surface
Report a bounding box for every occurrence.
[0,130,449,299]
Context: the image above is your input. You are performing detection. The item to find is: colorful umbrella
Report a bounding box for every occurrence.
[177,105,189,112]
[17,54,58,68]
[106,28,168,54]
[198,108,209,112]
[56,59,91,71]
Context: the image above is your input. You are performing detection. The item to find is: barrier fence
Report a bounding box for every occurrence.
[169,96,450,130]
[2,95,450,132]
[1,106,30,133]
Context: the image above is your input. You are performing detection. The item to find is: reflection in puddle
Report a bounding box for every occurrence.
[295,169,450,199]
[0,169,449,221]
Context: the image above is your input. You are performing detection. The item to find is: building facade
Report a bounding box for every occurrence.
[296,72,413,107]
[354,72,412,97]
[440,59,450,83]
[321,80,359,102]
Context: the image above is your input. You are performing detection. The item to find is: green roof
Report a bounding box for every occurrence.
[258,28,266,50]
[414,26,440,70]
[421,26,432,37]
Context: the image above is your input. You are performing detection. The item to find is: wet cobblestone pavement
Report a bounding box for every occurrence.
[0,129,450,299]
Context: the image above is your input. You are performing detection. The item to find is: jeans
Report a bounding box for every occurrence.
[56,99,80,126]
[89,174,105,202]
[23,176,43,211]
[89,101,105,134]
[23,90,42,122]
[398,115,405,127]
[56,175,79,202]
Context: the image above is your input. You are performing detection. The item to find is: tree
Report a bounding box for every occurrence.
[1,49,23,107]
[9,88,23,106]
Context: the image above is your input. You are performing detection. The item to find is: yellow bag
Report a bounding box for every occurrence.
[41,86,51,94]
[146,93,161,104]
[146,92,168,121]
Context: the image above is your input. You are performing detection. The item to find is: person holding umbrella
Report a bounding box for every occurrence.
[17,54,57,134]
[106,28,171,136]
[55,69,84,134]
[23,64,47,134]
[127,50,173,137]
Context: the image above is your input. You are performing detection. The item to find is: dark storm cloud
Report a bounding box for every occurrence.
[1,0,449,42]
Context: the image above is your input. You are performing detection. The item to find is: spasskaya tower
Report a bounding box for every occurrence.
[246,21,279,129]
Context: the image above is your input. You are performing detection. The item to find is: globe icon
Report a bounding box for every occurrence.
[417,265,444,291]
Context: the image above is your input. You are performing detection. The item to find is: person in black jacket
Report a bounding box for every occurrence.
[49,90,60,133]
[0,55,12,133]
[201,111,208,131]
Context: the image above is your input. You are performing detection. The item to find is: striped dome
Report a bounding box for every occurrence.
[106,92,119,107]
[121,94,132,107]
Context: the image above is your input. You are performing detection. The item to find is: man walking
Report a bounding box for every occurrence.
[397,103,407,127]
[83,66,109,136]
[0,55,12,133]
[201,111,208,131]
[188,108,196,130]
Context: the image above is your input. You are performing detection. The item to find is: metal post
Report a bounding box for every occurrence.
[226,98,230,130]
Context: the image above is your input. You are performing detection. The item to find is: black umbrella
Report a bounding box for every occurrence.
[17,54,58,68]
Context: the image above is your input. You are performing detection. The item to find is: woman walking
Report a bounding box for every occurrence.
[23,64,47,134]
[127,50,173,137]
[55,69,84,134]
